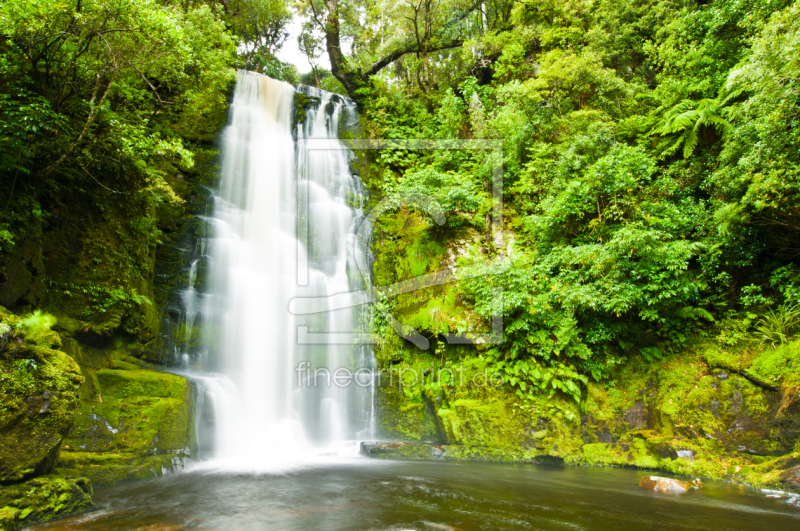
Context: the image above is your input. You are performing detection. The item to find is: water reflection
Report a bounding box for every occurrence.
[29,461,800,531]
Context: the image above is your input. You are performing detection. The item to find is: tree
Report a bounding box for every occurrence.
[0,0,235,244]
[297,0,491,104]
[298,20,324,86]
[225,0,293,71]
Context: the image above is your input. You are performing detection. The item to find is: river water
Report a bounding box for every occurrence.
[28,460,800,530]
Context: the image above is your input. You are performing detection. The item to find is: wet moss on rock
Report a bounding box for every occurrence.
[0,307,84,484]
[0,475,94,530]
[53,452,188,487]
[371,344,800,491]
[54,366,194,486]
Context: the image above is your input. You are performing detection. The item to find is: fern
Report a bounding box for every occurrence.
[648,87,742,158]
[755,304,800,348]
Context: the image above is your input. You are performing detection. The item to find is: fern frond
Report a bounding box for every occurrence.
[682,129,699,158]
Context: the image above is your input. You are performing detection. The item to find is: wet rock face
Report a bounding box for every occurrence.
[774,388,800,451]
[375,376,442,443]
[595,428,616,444]
[360,441,446,460]
[625,400,649,430]
[639,476,703,493]
[0,341,83,484]
[698,379,800,457]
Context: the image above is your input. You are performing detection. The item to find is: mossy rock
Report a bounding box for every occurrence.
[96,369,187,400]
[375,376,440,442]
[55,368,194,486]
[0,341,83,483]
[53,451,187,486]
[0,475,94,530]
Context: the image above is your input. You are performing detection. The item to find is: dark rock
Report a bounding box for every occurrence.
[655,444,679,459]
[0,259,32,308]
[595,429,616,444]
[532,455,565,466]
[625,400,648,429]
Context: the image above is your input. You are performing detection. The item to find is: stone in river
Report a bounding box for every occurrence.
[639,476,703,493]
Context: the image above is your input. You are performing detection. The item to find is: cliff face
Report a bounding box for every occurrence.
[0,302,196,530]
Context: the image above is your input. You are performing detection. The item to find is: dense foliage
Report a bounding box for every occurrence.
[0,0,301,252]
[2,0,799,406]
[315,0,800,403]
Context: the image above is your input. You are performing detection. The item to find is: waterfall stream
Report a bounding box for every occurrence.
[186,71,373,470]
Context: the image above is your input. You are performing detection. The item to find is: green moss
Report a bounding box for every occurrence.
[53,451,186,486]
[0,475,94,530]
[97,369,187,400]
[292,92,321,130]
[55,366,194,487]
[580,443,629,467]
[371,332,800,490]
[0,330,84,483]
[376,377,439,442]
[750,342,800,388]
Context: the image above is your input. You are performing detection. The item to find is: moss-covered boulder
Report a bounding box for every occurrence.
[0,325,83,484]
[54,367,195,486]
[0,475,94,530]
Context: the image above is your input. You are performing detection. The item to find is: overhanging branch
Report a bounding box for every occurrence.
[366,41,463,77]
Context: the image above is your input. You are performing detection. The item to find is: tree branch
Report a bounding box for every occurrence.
[40,72,115,177]
[366,41,463,76]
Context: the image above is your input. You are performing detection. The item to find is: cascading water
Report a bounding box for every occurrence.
[187,71,373,470]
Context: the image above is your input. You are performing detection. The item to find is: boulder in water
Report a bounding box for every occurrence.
[779,465,800,491]
[360,441,447,459]
[639,476,703,492]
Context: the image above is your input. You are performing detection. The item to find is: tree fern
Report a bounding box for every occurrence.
[648,87,743,158]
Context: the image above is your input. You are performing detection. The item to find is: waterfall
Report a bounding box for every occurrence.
[189,71,373,470]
